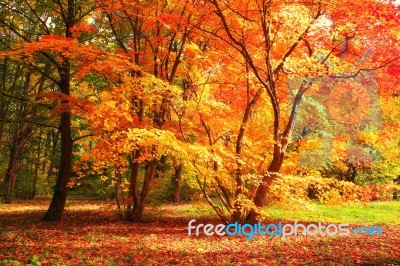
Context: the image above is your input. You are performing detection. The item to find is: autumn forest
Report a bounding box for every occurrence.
[1,0,400,265]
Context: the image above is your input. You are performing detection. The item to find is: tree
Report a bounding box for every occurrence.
[0,0,122,220]
[79,0,203,221]
[195,0,400,223]
[0,2,58,203]
[1,0,398,225]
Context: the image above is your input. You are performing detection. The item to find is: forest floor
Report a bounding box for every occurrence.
[0,199,399,265]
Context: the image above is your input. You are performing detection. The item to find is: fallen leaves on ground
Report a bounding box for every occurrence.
[0,200,399,265]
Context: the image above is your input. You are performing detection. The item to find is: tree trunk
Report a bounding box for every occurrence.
[31,130,43,199]
[3,123,31,203]
[126,150,141,220]
[41,131,51,174]
[244,82,309,224]
[156,155,167,178]
[232,87,263,223]
[0,58,9,151]
[173,163,183,203]
[41,107,72,221]
[41,75,72,220]
[4,147,20,203]
[126,158,158,222]
[246,149,283,224]
[41,0,74,221]
[46,129,60,179]
[345,163,357,183]
[3,71,33,203]
[0,100,8,151]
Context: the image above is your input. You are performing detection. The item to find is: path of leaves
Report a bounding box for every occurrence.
[0,200,399,265]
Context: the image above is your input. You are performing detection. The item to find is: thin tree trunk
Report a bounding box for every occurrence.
[0,100,8,151]
[4,146,20,203]
[0,58,9,151]
[232,88,263,222]
[46,129,60,179]
[173,163,183,203]
[3,70,33,203]
[346,163,357,183]
[32,130,42,199]
[41,131,50,174]
[126,150,141,220]
[4,124,31,203]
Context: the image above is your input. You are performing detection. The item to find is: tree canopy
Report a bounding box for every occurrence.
[0,0,399,224]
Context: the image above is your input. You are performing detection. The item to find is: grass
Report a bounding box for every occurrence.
[263,201,400,225]
[142,201,217,221]
[144,200,400,225]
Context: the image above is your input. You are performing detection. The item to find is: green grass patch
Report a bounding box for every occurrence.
[142,201,217,221]
[149,200,400,225]
[262,201,400,225]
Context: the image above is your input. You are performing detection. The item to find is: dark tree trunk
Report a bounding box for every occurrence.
[0,100,8,151]
[4,146,21,203]
[46,129,60,179]
[0,58,9,151]
[41,131,51,174]
[156,155,167,178]
[126,150,141,220]
[41,0,74,221]
[345,163,357,183]
[41,100,72,220]
[41,72,72,220]
[173,163,183,203]
[3,71,32,203]
[126,158,158,222]
[31,130,43,199]
[3,123,32,203]
[41,94,72,221]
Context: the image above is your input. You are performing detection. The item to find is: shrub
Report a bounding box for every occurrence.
[266,174,397,208]
[148,174,202,204]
